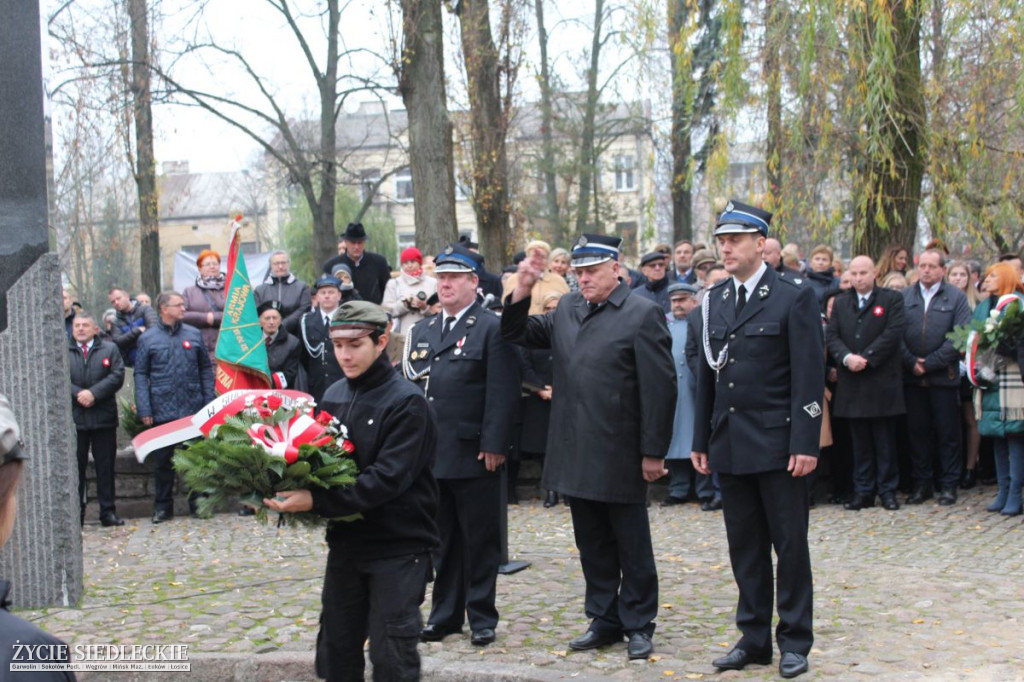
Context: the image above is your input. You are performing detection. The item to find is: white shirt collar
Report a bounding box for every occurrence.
[920,281,941,297]
[442,302,475,327]
[732,261,769,297]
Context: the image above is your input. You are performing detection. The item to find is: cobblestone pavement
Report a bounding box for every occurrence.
[21,484,1024,681]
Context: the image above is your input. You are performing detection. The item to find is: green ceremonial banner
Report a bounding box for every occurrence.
[214,219,271,393]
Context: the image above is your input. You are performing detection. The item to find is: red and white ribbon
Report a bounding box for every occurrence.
[132,389,314,462]
[966,294,1021,387]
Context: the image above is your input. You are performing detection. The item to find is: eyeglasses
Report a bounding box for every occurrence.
[696,262,714,272]
[645,262,668,269]
[165,303,186,308]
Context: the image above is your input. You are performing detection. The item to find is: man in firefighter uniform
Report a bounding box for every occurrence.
[403,243,520,647]
[691,200,824,679]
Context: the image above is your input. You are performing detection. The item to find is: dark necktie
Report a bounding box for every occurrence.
[859,296,867,310]
[587,301,599,314]
[441,316,455,340]
[736,284,747,315]
[81,343,89,361]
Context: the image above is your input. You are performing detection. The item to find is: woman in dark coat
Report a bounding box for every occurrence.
[182,249,227,364]
[513,292,563,506]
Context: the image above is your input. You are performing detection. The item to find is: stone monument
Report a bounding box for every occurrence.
[0,0,83,608]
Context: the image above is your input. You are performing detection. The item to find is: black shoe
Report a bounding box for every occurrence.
[779,651,809,678]
[238,507,255,516]
[626,632,653,659]
[905,486,933,505]
[151,510,173,524]
[880,494,900,511]
[420,623,461,642]
[712,647,772,670]
[661,495,687,507]
[960,469,977,490]
[700,495,722,511]
[471,628,496,646]
[937,487,958,506]
[543,490,559,508]
[568,629,622,651]
[844,494,875,511]
[100,513,125,527]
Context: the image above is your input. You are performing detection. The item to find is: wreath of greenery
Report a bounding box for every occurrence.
[173,399,359,526]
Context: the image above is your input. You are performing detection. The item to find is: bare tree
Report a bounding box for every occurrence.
[156,0,395,268]
[128,0,160,296]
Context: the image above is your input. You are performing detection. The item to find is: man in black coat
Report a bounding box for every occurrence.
[826,256,907,511]
[257,300,304,390]
[265,301,439,681]
[321,222,392,304]
[691,200,824,679]
[900,249,972,506]
[299,275,346,404]
[69,312,126,527]
[502,233,676,661]
[633,252,673,313]
[403,244,520,647]
[254,250,312,335]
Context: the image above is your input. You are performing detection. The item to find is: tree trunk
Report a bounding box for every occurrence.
[312,0,341,270]
[399,0,458,256]
[534,0,561,242]
[574,0,604,235]
[128,0,159,295]
[668,0,692,242]
[456,0,511,265]
[853,0,926,259]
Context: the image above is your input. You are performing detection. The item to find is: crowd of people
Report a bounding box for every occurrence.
[50,212,1024,681]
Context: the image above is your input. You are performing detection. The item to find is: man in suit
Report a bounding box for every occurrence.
[403,244,520,647]
[691,200,824,679]
[900,249,972,505]
[321,222,393,304]
[502,233,676,661]
[826,256,907,511]
[299,275,345,404]
[69,312,126,526]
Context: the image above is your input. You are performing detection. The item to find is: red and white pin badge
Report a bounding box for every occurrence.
[454,336,466,356]
[873,305,884,317]
[183,340,192,349]
[102,357,111,367]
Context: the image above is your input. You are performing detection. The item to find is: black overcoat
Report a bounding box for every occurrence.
[501,282,676,504]
[691,267,825,474]
[404,302,520,479]
[516,346,554,455]
[266,328,305,391]
[825,287,906,418]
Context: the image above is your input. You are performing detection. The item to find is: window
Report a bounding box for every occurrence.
[360,169,381,203]
[241,241,260,255]
[613,155,635,192]
[395,166,413,202]
[182,244,211,254]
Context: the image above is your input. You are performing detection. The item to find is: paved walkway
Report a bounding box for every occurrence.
[20,484,1024,680]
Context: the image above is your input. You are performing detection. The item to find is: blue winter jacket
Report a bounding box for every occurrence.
[134,321,215,424]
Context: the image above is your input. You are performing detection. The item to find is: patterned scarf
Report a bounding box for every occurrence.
[195,273,225,290]
[976,360,1024,422]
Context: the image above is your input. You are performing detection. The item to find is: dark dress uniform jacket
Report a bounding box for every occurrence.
[825,287,906,418]
[692,268,825,473]
[405,303,520,479]
[266,328,305,391]
[299,309,343,403]
[68,338,125,430]
[501,282,677,504]
[901,282,972,388]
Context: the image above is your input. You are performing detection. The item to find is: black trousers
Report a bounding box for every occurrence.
[150,443,178,514]
[427,476,502,631]
[76,427,117,518]
[719,470,813,656]
[905,385,962,490]
[848,416,900,496]
[568,497,658,636]
[316,551,430,682]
